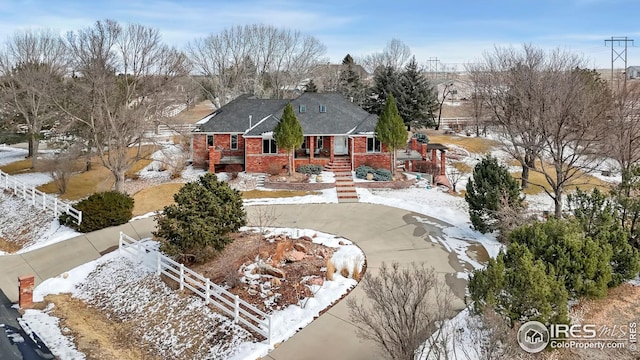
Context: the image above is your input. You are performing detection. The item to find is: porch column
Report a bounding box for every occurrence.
[431,149,437,164]
[440,150,446,176]
[309,136,315,160]
[330,136,335,162]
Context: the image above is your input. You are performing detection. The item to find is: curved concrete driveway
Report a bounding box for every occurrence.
[0,203,468,360]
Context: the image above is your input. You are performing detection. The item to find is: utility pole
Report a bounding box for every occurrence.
[427,57,439,80]
[604,36,634,86]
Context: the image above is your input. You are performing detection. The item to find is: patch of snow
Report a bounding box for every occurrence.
[21,306,86,360]
[308,171,335,184]
[10,172,53,187]
[0,146,28,166]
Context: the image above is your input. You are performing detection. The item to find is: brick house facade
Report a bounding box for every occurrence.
[192,92,403,173]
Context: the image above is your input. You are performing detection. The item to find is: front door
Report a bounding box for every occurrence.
[334,136,347,155]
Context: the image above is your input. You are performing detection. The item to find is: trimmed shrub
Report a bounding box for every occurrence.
[60,191,134,233]
[355,165,375,179]
[373,168,392,181]
[412,132,429,144]
[296,164,323,175]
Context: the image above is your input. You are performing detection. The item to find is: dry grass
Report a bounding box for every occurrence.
[38,165,114,200]
[0,158,35,174]
[172,100,216,123]
[43,294,157,360]
[0,237,22,253]
[37,145,159,200]
[512,164,612,196]
[557,284,640,360]
[452,162,473,173]
[242,189,320,199]
[425,131,499,154]
[132,183,185,216]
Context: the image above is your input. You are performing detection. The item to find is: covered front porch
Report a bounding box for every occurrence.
[294,135,350,167]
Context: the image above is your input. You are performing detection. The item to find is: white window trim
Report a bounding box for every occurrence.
[366,136,381,153]
[230,134,238,150]
[262,138,277,154]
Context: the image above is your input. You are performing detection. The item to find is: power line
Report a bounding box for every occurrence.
[604,36,634,84]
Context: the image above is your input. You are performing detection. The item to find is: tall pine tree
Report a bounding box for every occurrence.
[364,65,400,115]
[305,79,318,92]
[273,103,304,175]
[397,56,438,129]
[375,94,407,174]
[338,54,366,105]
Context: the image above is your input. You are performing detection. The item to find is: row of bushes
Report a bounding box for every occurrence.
[355,165,392,181]
[296,164,323,175]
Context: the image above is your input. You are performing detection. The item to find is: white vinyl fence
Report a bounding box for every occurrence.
[0,170,82,224]
[118,232,274,344]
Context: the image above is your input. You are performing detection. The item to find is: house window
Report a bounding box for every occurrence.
[299,104,306,113]
[263,138,277,154]
[367,137,381,153]
[301,137,307,149]
[319,104,326,113]
[207,135,214,147]
[316,136,323,149]
[230,134,238,150]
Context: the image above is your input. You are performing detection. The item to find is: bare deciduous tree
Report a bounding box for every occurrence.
[468,45,547,188]
[41,144,84,194]
[434,80,456,131]
[607,81,640,176]
[0,29,67,166]
[360,38,412,73]
[445,162,466,193]
[347,262,455,360]
[58,19,190,192]
[470,45,611,217]
[247,205,280,235]
[187,24,326,106]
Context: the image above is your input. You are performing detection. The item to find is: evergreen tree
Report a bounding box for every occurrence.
[396,56,438,129]
[364,65,400,115]
[342,54,354,65]
[469,243,569,325]
[304,79,318,92]
[509,218,613,298]
[337,54,366,106]
[465,155,522,234]
[568,188,640,286]
[375,94,407,174]
[154,173,246,264]
[273,103,304,175]
[612,166,640,245]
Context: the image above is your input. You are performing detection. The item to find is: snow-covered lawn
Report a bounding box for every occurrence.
[0,146,28,166]
[0,192,80,255]
[24,228,363,360]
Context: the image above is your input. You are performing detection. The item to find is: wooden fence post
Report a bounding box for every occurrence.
[156,252,161,275]
[205,279,211,305]
[234,295,240,322]
[179,264,185,290]
[268,315,273,345]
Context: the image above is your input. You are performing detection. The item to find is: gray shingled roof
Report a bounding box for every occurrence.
[196,93,378,136]
[196,95,288,133]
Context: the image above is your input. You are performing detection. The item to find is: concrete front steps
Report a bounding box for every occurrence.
[327,158,359,203]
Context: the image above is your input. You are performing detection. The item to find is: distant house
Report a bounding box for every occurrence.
[627,66,640,79]
[191,92,393,173]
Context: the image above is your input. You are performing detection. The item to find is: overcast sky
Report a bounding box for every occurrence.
[0,0,638,70]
